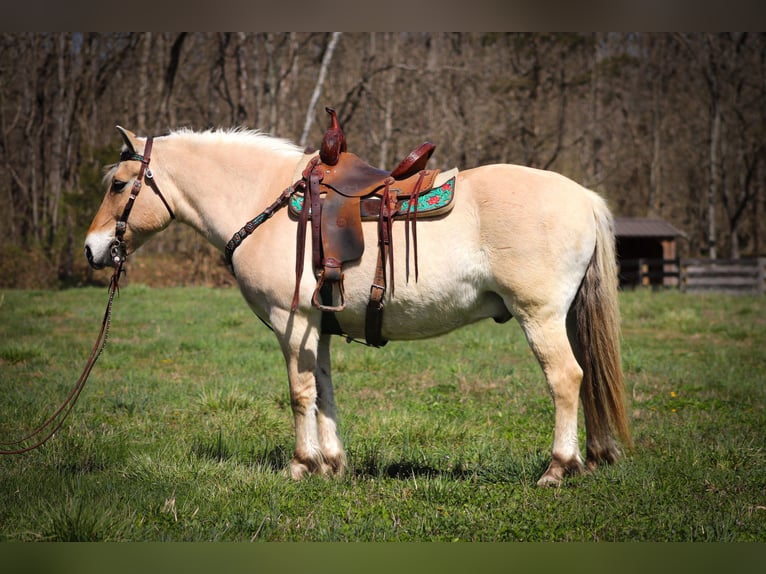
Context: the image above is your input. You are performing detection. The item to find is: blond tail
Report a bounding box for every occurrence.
[570,197,632,467]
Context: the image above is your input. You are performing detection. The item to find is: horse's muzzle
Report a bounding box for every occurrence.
[85,244,105,270]
[84,230,117,270]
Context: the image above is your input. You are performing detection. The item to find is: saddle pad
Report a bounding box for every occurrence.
[397,168,457,216]
[289,169,458,220]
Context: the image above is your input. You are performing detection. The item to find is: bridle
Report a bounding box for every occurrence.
[111,136,176,268]
[0,136,174,455]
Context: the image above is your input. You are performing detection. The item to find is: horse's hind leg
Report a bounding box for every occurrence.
[518,312,585,485]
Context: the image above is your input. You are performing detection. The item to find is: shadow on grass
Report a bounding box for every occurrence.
[190,429,232,463]
[351,450,550,484]
[188,430,293,474]
[198,433,551,485]
[246,443,291,473]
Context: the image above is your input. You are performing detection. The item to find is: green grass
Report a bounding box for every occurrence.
[0,286,764,541]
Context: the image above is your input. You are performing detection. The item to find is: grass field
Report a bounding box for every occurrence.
[0,286,764,541]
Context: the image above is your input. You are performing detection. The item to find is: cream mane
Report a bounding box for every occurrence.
[169,127,304,158]
[103,127,303,185]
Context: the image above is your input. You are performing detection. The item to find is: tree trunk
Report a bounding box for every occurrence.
[589,33,605,191]
[136,33,152,131]
[647,41,664,218]
[235,32,249,125]
[299,32,341,148]
[707,96,720,259]
[161,32,187,128]
[265,34,278,133]
[378,32,399,168]
[754,164,762,257]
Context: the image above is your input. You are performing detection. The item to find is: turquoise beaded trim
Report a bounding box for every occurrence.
[289,176,455,217]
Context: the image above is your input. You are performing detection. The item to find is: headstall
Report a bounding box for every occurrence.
[111,137,176,268]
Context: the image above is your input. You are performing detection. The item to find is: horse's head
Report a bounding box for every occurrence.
[84,127,175,269]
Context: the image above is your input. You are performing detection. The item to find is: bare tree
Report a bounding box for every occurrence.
[234,32,249,125]
[720,33,765,259]
[299,32,342,148]
[160,33,188,128]
[136,33,152,131]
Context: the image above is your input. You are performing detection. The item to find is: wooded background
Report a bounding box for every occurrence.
[1,32,764,287]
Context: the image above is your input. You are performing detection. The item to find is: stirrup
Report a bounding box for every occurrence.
[311,270,346,312]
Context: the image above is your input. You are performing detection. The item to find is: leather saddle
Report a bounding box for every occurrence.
[290,107,451,347]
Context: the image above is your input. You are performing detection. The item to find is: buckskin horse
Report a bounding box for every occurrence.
[84,116,631,486]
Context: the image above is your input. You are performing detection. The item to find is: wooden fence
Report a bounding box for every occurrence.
[680,258,766,295]
[619,257,765,295]
[619,258,681,288]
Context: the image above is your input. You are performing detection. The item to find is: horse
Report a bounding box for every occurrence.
[84,124,631,486]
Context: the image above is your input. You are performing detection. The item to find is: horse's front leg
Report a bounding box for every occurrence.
[273,311,344,479]
[315,333,346,475]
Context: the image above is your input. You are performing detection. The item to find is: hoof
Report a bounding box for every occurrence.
[290,458,312,480]
[289,453,346,480]
[586,442,621,470]
[536,456,584,486]
[325,452,347,477]
[536,473,563,487]
[289,453,325,479]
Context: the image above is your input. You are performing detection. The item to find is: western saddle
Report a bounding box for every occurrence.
[227,107,456,347]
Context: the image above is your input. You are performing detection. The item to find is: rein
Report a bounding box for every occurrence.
[0,137,168,455]
[0,267,123,454]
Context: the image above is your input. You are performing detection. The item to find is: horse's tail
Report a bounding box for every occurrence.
[570,194,633,466]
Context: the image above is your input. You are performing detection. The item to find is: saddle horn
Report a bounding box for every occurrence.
[319,107,347,166]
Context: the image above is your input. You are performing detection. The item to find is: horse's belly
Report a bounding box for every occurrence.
[336,247,509,341]
[381,288,510,340]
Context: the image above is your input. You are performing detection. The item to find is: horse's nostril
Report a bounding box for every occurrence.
[85,244,104,269]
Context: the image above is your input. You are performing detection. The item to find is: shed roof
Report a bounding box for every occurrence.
[615,217,685,238]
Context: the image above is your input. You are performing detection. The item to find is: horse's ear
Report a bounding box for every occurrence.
[116,126,139,155]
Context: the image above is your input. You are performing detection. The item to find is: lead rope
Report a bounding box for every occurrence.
[0,137,159,455]
[0,261,125,455]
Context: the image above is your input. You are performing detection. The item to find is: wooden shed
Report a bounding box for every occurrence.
[615,217,685,287]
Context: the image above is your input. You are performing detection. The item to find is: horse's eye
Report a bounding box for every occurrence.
[112,179,128,193]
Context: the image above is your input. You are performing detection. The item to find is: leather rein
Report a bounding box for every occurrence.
[0,137,173,455]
